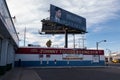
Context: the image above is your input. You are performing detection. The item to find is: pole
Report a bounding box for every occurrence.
[106,49,111,63]
[82,36,84,48]
[96,40,106,50]
[24,27,26,46]
[81,35,85,48]
[78,35,86,48]
[73,34,75,48]
[96,40,106,63]
[96,42,98,50]
[64,28,68,48]
[78,38,80,48]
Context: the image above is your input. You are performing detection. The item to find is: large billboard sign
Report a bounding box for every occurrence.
[50,4,86,32]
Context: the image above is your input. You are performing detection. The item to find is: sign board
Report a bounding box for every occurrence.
[50,4,86,32]
[16,48,104,55]
[92,55,99,62]
[41,5,86,34]
[62,54,83,60]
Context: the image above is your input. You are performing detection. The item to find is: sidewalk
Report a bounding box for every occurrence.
[0,68,42,80]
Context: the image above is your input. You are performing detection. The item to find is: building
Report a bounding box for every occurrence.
[15,47,105,67]
[0,1,105,75]
[0,0,19,75]
[110,51,120,63]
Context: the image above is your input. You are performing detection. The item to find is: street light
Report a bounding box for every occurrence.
[96,40,106,50]
[106,49,112,62]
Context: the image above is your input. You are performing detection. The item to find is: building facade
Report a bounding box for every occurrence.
[15,47,105,67]
[0,0,19,75]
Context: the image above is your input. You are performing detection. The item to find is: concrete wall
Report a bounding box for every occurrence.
[15,54,105,67]
[0,39,16,75]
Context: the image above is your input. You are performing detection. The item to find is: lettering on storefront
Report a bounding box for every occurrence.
[31,49,38,53]
[18,48,104,55]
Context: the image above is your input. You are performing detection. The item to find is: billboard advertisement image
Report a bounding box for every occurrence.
[50,4,86,32]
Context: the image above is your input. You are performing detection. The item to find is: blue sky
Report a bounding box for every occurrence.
[86,17,120,55]
[6,0,120,55]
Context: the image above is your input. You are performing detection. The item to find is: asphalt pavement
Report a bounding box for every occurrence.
[33,67,120,80]
[0,68,41,80]
[1,66,120,80]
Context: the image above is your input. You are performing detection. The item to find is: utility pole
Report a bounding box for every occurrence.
[78,35,86,48]
[24,27,26,46]
[82,36,85,48]
[73,34,75,48]
[80,35,86,48]
[78,38,81,48]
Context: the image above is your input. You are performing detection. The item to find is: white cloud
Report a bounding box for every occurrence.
[93,27,103,32]
[6,0,120,47]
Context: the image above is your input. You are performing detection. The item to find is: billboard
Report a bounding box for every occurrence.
[50,4,86,32]
[41,21,84,34]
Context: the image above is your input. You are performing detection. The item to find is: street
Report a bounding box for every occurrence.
[33,67,120,80]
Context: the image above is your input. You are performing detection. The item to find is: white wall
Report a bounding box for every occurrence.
[15,54,105,61]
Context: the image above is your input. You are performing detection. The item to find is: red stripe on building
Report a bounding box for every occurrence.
[16,47,104,55]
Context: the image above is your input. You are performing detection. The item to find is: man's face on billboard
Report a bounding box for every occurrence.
[56,10,61,18]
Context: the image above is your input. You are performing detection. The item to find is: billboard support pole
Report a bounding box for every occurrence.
[64,28,68,48]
